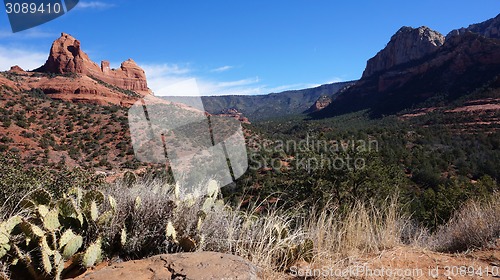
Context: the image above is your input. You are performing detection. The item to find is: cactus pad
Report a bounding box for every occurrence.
[81,239,102,268]
[43,209,60,231]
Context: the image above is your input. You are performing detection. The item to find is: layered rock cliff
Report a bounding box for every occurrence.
[362,27,445,78]
[313,13,500,118]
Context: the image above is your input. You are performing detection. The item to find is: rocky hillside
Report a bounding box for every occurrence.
[0,33,209,176]
[314,13,500,119]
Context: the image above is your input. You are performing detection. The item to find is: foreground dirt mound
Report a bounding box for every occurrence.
[289,244,500,280]
[73,252,261,280]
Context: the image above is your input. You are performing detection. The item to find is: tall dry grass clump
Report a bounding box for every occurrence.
[200,195,415,272]
[99,179,413,273]
[301,196,416,266]
[430,192,500,253]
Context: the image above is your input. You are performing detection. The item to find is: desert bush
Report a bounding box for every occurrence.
[0,154,107,220]
[430,192,500,252]
[100,179,175,259]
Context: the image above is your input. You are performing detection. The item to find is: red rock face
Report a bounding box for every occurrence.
[37,33,150,95]
[98,59,149,93]
[309,96,332,113]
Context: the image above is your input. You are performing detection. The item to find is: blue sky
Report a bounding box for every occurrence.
[1,0,500,96]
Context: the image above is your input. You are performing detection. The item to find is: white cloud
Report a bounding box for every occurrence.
[143,64,191,78]
[0,46,46,71]
[141,62,342,97]
[154,78,201,97]
[76,1,115,9]
[211,65,233,73]
[327,77,344,84]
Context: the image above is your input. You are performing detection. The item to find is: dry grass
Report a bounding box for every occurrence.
[101,179,176,258]
[101,178,453,276]
[430,192,500,253]
[197,195,416,274]
[101,180,412,273]
[3,177,497,277]
[303,197,405,261]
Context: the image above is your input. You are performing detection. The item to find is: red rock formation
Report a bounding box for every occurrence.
[308,95,332,113]
[322,35,500,117]
[37,33,150,94]
[98,58,149,93]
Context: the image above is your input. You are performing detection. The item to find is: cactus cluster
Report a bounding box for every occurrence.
[0,187,124,280]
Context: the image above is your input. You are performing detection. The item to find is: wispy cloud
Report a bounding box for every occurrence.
[142,63,260,96]
[0,46,46,71]
[76,1,115,9]
[0,28,55,39]
[306,77,345,89]
[216,77,259,88]
[141,62,338,97]
[211,65,233,73]
[327,77,344,84]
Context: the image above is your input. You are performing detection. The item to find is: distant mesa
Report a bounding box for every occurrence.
[9,65,25,73]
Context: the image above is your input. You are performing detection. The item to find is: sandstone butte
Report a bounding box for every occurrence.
[1,32,153,107]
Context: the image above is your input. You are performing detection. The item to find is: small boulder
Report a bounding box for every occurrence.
[73,252,261,280]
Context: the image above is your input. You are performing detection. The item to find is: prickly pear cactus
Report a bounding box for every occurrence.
[59,229,83,260]
[81,238,102,268]
[0,187,114,280]
[0,216,22,259]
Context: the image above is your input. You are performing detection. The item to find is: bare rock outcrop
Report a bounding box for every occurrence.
[218,108,251,124]
[36,33,150,94]
[447,13,500,39]
[73,252,261,280]
[362,26,445,78]
[307,95,332,113]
